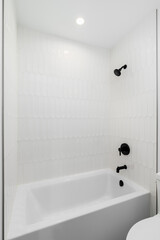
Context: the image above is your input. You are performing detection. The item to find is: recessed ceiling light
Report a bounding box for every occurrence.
[64,50,69,55]
[76,17,85,25]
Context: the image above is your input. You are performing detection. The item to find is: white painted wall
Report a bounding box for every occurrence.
[109,11,157,215]
[4,0,18,237]
[158,9,160,174]
[17,26,110,184]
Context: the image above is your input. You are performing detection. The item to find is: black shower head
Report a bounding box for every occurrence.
[114,69,121,76]
[114,64,127,76]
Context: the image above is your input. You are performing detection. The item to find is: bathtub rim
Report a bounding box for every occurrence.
[11,168,149,191]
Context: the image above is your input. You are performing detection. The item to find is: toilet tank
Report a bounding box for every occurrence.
[156,173,160,212]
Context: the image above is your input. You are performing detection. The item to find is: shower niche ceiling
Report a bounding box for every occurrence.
[4,0,158,239]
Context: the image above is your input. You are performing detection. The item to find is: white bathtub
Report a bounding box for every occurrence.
[8,169,150,240]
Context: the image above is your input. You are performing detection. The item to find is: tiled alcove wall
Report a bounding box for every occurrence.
[109,11,157,215]
[4,0,18,235]
[17,27,110,183]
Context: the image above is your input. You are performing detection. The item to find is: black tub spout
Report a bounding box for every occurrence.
[116,165,127,173]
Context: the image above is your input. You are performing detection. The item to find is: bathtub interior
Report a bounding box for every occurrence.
[27,170,134,219]
[8,169,149,240]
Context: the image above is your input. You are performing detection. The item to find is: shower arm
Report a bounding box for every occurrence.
[119,65,127,71]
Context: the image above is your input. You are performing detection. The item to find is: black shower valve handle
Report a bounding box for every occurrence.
[118,143,130,156]
[118,148,121,156]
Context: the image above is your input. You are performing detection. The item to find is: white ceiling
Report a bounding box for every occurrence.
[15,0,159,48]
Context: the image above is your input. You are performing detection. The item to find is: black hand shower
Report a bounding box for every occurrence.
[114,64,127,76]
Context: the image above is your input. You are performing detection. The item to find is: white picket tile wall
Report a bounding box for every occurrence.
[16,11,157,217]
[109,11,157,215]
[4,0,18,236]
[17,27,110,183]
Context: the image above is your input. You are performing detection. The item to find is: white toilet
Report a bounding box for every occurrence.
[126,173,160,240]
